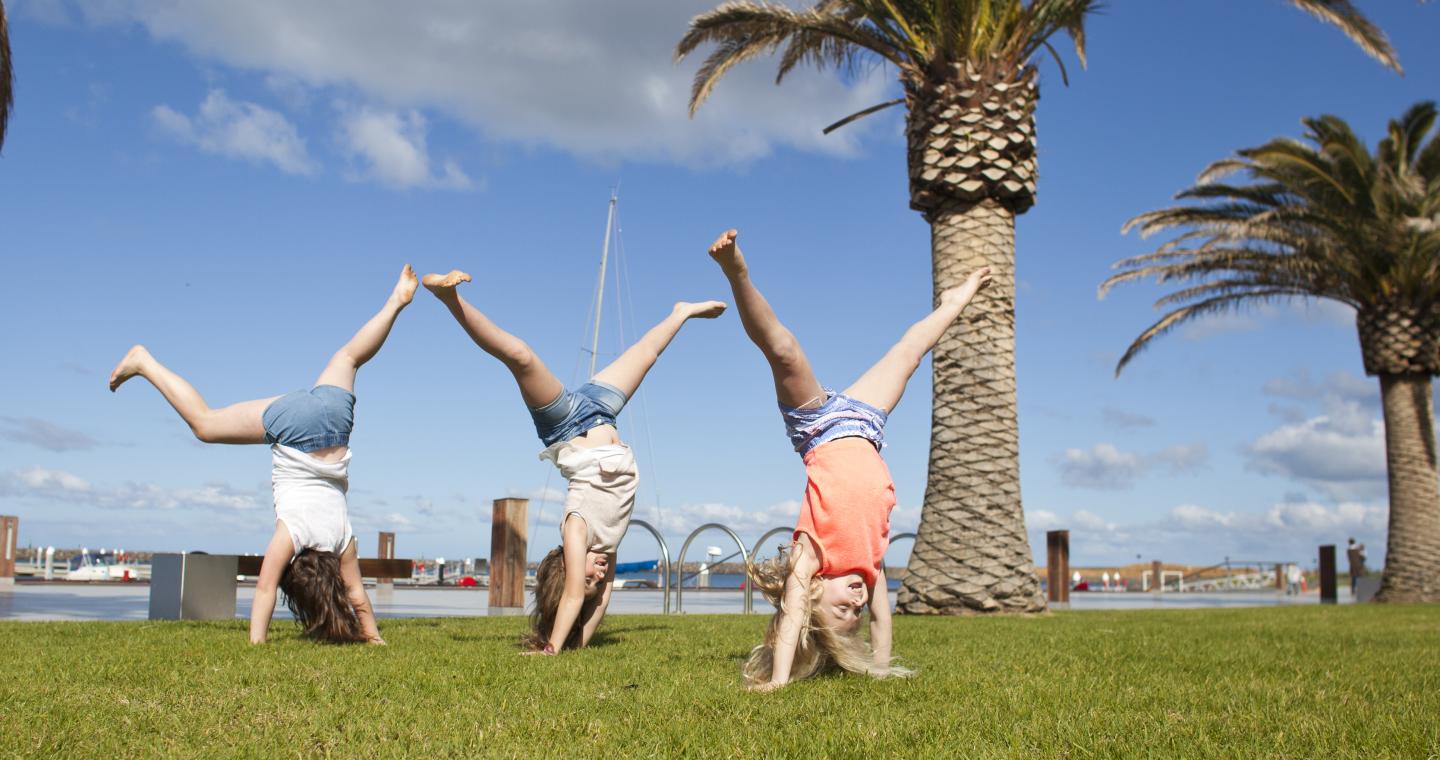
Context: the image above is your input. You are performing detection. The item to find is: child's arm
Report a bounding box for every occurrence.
[544,515,591,652]
[868,566,892,669]
[339,539,383,644]
[579,556,617,646]
[248,524,295,644]
[760,537,821,691]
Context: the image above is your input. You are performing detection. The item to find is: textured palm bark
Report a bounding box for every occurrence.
[896,199,1045,614]
[1374,373,1440,603]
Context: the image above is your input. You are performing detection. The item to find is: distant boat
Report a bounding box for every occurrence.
[64,551,146,581]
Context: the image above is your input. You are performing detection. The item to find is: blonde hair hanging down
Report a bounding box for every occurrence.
[741,543,912,686]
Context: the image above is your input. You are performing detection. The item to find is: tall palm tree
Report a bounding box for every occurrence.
[1103,103,1440,603]
[2,0,13,151]
[675,0,1402,614]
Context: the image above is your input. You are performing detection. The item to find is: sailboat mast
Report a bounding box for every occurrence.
[589,191,619,377]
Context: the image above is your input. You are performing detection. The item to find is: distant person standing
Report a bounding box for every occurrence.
[1286,563,1302,596]
[1346,538,1367,596]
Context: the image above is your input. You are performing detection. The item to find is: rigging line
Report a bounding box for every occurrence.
[614,209,666,528]
[534,199,613,544]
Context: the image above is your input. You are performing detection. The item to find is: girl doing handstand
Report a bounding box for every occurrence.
[109,266,418,645]
[707,230,990,690]
[422,269,724,654]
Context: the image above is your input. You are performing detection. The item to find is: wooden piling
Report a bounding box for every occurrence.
[1045,530,1069,606]
[376,532,396,590]
[1151,560,1163,593]
[489,498,528,613]
[0,516,16,585]
[1319,545,1337,604]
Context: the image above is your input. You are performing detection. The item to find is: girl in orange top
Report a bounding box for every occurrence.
[707,229,991,690]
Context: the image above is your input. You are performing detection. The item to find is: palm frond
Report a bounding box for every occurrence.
[1113,289,1312,376]
[1109,102,1440,374]
[1,0,12,152]
[1284,0,1401,73]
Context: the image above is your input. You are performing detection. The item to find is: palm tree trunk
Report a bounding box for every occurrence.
[897,197,1045,614]
[1375,372,1440,602]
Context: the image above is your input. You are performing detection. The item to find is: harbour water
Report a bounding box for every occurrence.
[0,582,1348,623]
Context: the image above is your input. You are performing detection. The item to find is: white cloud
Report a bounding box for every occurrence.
[0,417,99,452]
[72,1,894,167]
[1027,500,1389,566]
[1263,501,1385,534]
[1153,443,1209,475]
[1170,503,1235,529]
[1056,444,1147,490]
[336,106,473,190]
[1100,407,1155,430]
[152,89,316,175]
[1246,411,1386,500]
[1,466,264,512]
[1055,441,1211,490]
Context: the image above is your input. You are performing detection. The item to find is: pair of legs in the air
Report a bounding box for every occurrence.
[108,265,420,644]
[707,228,989,416]
[421,269,725,438]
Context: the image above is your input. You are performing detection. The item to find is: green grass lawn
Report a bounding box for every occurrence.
[2,606,1437,758]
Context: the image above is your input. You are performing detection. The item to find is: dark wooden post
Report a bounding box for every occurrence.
[376,532,396,591]
[1318,545,1337,604]
[0,516,17,585]
[1274,563,1284,591]
[1151,560,1163,593]
[489,498,528,613]
[1046,530,1069,606]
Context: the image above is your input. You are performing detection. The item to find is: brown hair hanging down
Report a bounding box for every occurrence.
[280,548,368,644]
[522,546,603,651]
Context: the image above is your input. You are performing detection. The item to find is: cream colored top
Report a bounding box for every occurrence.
[540,441,638,553]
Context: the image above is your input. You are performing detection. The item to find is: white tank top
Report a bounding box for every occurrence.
[540,441,638,553]
[271,444,353,557]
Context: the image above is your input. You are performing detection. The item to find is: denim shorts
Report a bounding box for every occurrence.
[530,381,628,447]
[262,385,355,453]
[779,388,887,458]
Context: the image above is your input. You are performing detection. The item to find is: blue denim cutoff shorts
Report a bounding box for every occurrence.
[262,385,356,453]
[779,388,888,458]
[530,381,628,447]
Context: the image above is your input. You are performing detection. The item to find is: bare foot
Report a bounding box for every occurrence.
[422,270,472,297]
[108,345,151,392]
[707,229,746,277]
[675,300,728,319]
[941,267,992,308]
[392,264,419,306]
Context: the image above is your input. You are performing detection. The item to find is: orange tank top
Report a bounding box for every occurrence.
[793,436,895,588]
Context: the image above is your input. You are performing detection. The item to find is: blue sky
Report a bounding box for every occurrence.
[2,0,1436,571]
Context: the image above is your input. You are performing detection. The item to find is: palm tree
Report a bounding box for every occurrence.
[1103,103,1440,603]
[2,0,13,151]
[675,1,1403,614]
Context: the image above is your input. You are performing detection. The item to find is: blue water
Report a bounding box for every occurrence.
[621,572,902,590]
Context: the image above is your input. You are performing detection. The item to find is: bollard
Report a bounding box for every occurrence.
[375,531,397,600]
[44,546,55,580]
[0,516,17,586]
[489,498,528,614]
[1046,530,1070,607]
[1319,545,1337,604]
